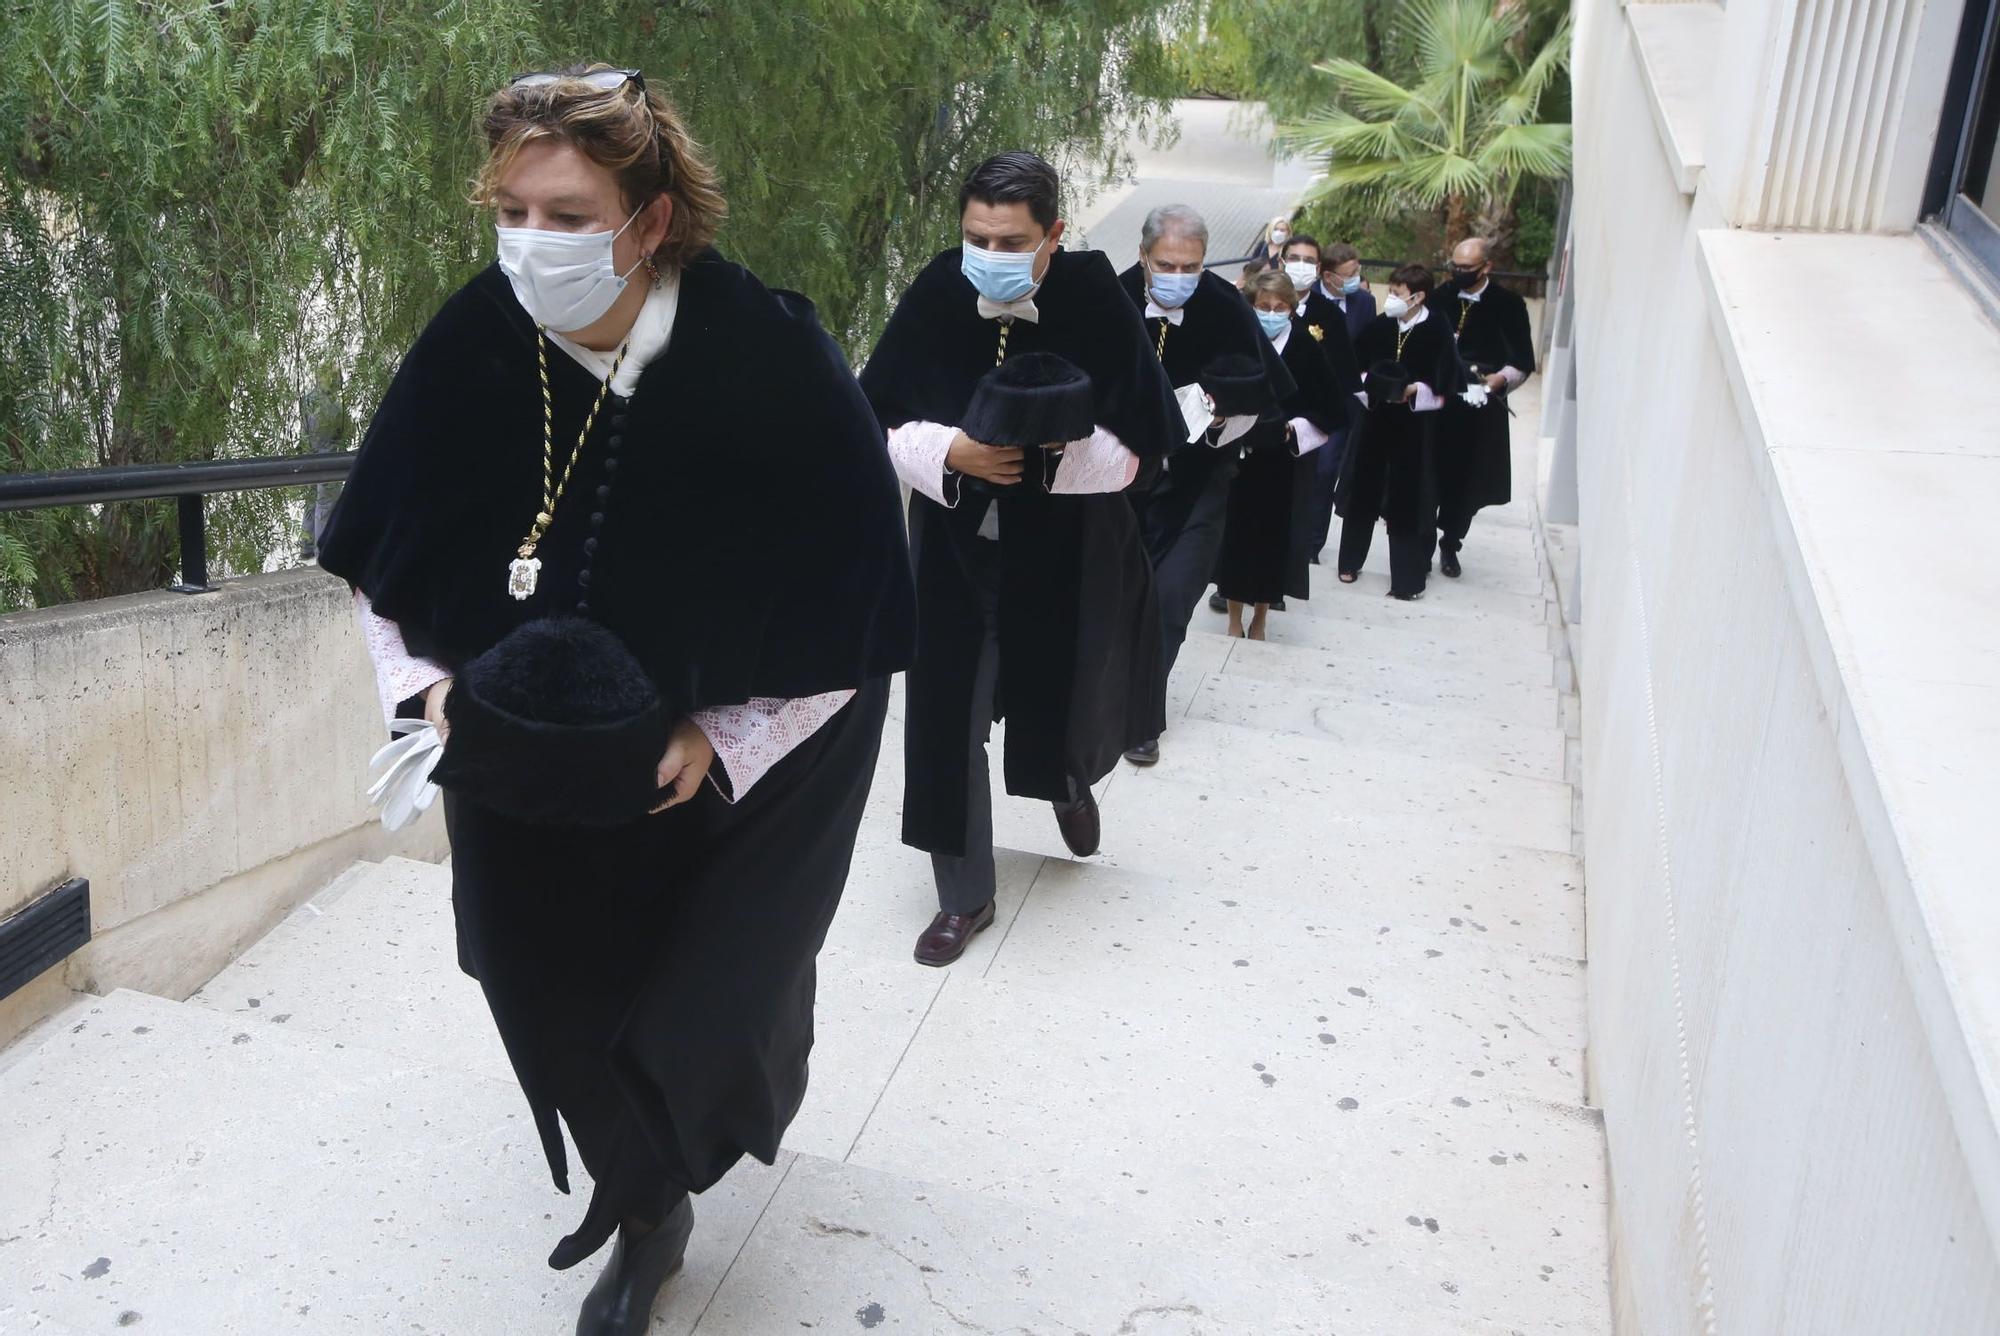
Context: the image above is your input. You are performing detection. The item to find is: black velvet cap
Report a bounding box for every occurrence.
[428,617,672,827]
[1365,359,1412,409]
[960,352,1097,448]
[1197,354,1278,419]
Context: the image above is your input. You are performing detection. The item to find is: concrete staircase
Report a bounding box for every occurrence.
[0,430,1607,1333]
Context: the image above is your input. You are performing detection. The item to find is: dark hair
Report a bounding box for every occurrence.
[1390,262,1435,296]
[1323,242,1360,269]
[1280,233,1320,262]
[960,151,1061,230]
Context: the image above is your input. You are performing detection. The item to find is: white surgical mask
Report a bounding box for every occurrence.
[496,206,645,332]
[1283,260,1318,289]
[1384,294,1412,320]
[1270,228,1290,246]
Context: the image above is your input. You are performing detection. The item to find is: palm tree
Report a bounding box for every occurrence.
[1283,0,1571,257]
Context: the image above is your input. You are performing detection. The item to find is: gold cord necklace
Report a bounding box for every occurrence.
[1155,317,1171,360]
[507,330,630,600]
[995,318,1012,366]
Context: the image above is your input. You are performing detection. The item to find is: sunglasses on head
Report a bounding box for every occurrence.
[510,68,646,94]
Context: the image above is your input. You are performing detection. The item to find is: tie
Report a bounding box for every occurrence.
[977,294,1040,324]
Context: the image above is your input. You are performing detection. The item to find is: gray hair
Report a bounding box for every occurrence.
[1140,204,1209,255]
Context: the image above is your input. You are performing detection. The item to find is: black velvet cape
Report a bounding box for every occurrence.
[318,255,915,714]
[1216,317,1351,604]
[1116,265,1296,548]
[1336,306,1466,530]
[1434,278,1537,511]
[860,247,1178,855]
[317,253,915,1266]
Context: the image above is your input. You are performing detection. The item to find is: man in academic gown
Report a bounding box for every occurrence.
[1118,203,1294,767]
[1285,239,1373,564]
[1434,237,1536,578]
[861,151,1179,967]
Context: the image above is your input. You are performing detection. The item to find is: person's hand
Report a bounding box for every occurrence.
[650,718,717,813]
[1484,372,1508,394]
[946,431,1025,486]
[1402,383,1421,403]
[423,677,455,743]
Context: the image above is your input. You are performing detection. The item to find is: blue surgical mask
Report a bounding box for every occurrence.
[962,237,1047,304]
[1257,309,1291,340]
[1148,269,1200,309]
[1341,273,1362,295]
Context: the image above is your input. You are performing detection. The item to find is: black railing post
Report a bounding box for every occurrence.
[170,493,215,594]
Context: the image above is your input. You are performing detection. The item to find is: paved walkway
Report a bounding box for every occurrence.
[0,374,1609,1333]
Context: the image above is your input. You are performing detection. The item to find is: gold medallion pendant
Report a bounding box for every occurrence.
[507,555,542,600]
[510,333,628,603]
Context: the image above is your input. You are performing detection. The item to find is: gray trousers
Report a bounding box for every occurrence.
[931,534,1084,915]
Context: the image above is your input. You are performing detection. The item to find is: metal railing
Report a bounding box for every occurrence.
[0,453,355,594]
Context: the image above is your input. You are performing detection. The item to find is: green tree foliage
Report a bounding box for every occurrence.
[1285,0,1572,245]
[1153,0,1569,269]
[0,0,1170,610]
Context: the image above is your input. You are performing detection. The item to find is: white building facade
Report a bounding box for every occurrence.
[1557,0,2000,1331]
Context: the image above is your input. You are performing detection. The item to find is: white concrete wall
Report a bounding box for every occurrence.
[1571,1,2000,1331]
[0,569,447,1049]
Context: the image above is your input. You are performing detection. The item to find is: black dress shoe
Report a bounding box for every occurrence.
[1055,788,1101,857]
[1440,549,1462,578]
[1124,738,1160,767]
[1207,591,1227,613]
[1387,589,1425,601]
[576,1196,694,1336]
[914,902,996,967]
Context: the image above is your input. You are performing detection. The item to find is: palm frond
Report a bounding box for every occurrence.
[1476,122,1572,180]
[1313,58,1440,126]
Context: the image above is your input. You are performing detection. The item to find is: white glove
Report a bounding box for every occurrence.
[1459,383,1491,408]
[366,717,445,832]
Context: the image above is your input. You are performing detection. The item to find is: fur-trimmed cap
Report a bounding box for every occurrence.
[1197,354,1278,419]
[428,617,672,827]
[960,352,1097,448]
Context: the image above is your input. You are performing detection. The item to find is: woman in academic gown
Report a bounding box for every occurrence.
[1215,269,1354,637]
[315,66,914,1336]
[1334,262,1465,601]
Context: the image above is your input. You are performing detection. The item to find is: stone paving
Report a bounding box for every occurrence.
[0,377,1609,1334]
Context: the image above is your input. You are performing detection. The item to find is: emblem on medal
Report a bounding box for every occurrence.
[507,556,542,600]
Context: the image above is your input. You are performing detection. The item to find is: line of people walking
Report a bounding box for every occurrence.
[315,64,1536,1336]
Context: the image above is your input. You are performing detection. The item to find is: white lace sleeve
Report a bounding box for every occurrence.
[353,591,451,728]
[689,690,857,802]
[1049,426,1141,494]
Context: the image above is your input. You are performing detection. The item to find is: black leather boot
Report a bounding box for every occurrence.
[575,1195,694,1336]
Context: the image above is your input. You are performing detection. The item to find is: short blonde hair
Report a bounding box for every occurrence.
[474,64,727,269]
[1246,268,1299,305]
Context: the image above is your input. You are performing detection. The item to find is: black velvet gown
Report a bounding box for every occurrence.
[1335,304,1465,596]
[316,252,915,1267]
[860,246,1178,857]
[1214,316,1351,605]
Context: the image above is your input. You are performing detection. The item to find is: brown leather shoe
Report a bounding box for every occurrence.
[914,901,996,967]
[1054,788,1101,857]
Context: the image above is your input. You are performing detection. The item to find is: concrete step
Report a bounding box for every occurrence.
[186,855,957,1169]
[1124,716,1574,853]
[845,972,1611,1331]
[1303,554,1547,623]
[981,859,1586,1103]
[1187,607,1557,683]
[692,1150,1528,1335]
[1184,673,1568,782]
[0,989,792,1335]
[1215,637,1560,728]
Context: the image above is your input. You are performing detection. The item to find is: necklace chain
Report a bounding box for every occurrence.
[1155,317,1170,360]
[518,331,629,563]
